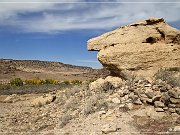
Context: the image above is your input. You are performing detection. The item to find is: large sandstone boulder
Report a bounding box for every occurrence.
[88,18,180,79]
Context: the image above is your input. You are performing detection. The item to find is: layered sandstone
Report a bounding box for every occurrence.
[88,18,180,79]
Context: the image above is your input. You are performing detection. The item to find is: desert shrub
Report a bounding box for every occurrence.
[154,68,180,87]
[83,94,108,115]
[63,80,70,85]
[10,78,23,87]
[63,97,80,112]
[0,83,11,90]
[45,79,58,84]
[25,78,58,85]
[71,80,82,84]
[59,113,72,128]
[25,78,44,85]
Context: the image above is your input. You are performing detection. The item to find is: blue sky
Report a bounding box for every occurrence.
[0,0,180,68]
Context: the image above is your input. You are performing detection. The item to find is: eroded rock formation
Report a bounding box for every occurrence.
[88,18,180,79]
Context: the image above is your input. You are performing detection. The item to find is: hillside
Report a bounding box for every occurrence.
[0,59,108,83]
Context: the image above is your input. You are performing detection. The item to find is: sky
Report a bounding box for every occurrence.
[0,0,180,69]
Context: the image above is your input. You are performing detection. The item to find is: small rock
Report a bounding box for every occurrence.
[145,89,154,99]
[168,90,179,99]
[161,93,170,104]
[154,101,165,108]
[160,86,168,92]
[101,124,119,134]
[175,108,180,115]
[31,94,56,107]
[155,108,164,112]
[174,126,180,132]
[169,108,176,113]
[168,104,176,108]
[163,107,168,111]
[129,94,138,102]
[144,84,151,87]
[152,95,161,102]
[170,98,180,104]
[146,99,153,104]
[126,103,133,110]
[99,110,106,116]
[112,98,120,104]
[133,98,142,105]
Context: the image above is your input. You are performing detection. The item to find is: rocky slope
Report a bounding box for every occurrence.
[0,78,179,135]
[0,59,109,83]
[88,18,180,79]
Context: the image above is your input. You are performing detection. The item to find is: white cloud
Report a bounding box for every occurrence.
[77,60,100,63]
[0,0,179,33]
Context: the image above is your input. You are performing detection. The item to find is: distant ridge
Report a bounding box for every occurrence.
[0,59,109,83]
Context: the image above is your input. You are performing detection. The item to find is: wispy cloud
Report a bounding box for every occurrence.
[0,0,179,33]
[77,60,100,63]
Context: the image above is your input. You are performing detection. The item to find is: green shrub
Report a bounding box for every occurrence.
[64,80,70,85]
[45,79,58,84]
[10,78,23,87]
[71,80,82,84]
[25,78,58,85]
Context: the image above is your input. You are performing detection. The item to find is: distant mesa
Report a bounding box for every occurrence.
[87,18,180,79]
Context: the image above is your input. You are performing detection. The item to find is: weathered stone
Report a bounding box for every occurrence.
[144,84,152,87]
[145,89,154,99]
[152,95,162,102]
[88,18,180,78]
[169,108,176,113]
[174,126,180,132]
[112,98,120,104]
[168,104,176,108]
[101,124,119,134]
[175,108,180,115]
[161,93,170,105]
[31,94,55,107]
[168,90,179,99]
[155,108,164,112]
[154,101,165,108]
[160,86,168,92]
[3,94,17,103]
[133,98,142,105]
[129,93,138,102]
[170,98,180,104]
[105,76,123,88]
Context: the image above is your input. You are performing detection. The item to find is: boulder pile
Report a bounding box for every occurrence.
[89,76,180,115]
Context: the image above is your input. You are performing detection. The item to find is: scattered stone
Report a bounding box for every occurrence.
[154,101,165,108]
[129,94,138,102]
[160,86,168,92]
[175,108,180,115]
[144,84,151,87]
[133,98,142,105]
[170,98,180,104]
[145,89,154,99]
[112,98,120,104]
[31,94,56,107]
[101,124,119,134]
[174,126,180,132]
[152,95,161,102]
[161,93,170,105]
[169,108,176,113]
[155,108,164,112]
[168,90,179,99]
